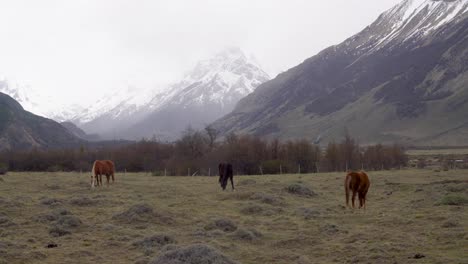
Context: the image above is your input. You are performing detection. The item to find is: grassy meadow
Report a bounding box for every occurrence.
[0,170,467,263]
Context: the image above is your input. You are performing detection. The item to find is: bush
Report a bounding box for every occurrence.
[112,204,173,224]
[0,163,7,175]
[47,165,63,172]
[437,194,468,206]
[132,234,177,250]
[285,184,316,197]
[204,219,237,232]
[150,244,238,264]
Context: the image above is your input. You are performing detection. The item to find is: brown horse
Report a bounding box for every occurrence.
[91,160,115,188]
[344,171,370,209]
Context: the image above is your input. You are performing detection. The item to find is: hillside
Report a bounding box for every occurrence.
[212,0,468,146]
[0,92,81,150]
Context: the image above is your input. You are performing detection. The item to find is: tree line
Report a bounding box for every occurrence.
[0,127,407,175]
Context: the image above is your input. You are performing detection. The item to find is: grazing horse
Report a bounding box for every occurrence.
[91,160,115,188]
[344,171,370,209]
[218,163,234,191]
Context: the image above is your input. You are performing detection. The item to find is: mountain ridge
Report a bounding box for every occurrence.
[212,0,468,146]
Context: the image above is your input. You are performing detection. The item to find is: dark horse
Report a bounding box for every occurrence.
[91,160,115,188]
[345,171,370,209]
[218,163,234,191]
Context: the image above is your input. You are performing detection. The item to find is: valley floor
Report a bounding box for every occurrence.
[0,170,467,263]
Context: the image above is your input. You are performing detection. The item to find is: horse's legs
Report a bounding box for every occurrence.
[351,190,357,208]
[358,192,364,208]
[106,174,110,186]
[111,173,115,183]
[230,176,235,191]
[99,174,103,186]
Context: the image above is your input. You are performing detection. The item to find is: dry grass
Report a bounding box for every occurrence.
[0,170,467,264]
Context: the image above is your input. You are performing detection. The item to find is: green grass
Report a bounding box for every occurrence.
[0,169,467,263]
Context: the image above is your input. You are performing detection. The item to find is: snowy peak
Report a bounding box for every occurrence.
[373,0,468,48]
[149,47,270,110]
[342,0,467,55]
[0,77,59,117]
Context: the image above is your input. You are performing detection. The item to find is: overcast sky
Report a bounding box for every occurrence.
[0,0,401,104]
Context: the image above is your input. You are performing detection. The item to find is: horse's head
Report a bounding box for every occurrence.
[220,176,228,190]
[90,174,96,188]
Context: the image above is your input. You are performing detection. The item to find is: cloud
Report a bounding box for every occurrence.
[0,0,401,104]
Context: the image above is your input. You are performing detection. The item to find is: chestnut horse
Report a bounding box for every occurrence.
[218,163,234,191]
[91,160,115,188]
[344,171,370,209]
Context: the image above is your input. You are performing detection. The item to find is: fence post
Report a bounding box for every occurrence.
[280,164,282,175]
[208,167,211,176]
[298,164,301,174]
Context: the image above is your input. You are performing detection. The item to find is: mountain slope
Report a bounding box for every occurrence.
[212,0,468,146]
[0,92,82,150]
[77,47,270,140]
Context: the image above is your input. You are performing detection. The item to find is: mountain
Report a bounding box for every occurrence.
[212,0,468,146]
[60,122,101,141]
[76,47,270,140]
[0,92,82,151]
[0,77,82,122]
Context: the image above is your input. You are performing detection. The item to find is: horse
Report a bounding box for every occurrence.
[218,163,234,191]
[344,171,370,209]
[91,160,115,188]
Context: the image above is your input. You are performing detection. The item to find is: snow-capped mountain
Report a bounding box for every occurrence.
[0,77,51,117]
[77,47,270,139]
[213,0,468,146]
[150,47,269,111]
[0,77,85,121]
[342,0,468,56]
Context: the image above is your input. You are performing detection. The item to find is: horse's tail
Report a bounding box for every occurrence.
[345,173,351,207]
[91,161,97,188]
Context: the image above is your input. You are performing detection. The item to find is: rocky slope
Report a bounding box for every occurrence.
[212,0,468,146]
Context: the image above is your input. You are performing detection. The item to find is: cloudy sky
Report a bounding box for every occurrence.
[0,0,401,104]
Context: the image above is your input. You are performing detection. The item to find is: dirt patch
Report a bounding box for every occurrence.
[285,184,316,197]
[205,219,238,232]
[150,244,239,264]
[112,204,173,224]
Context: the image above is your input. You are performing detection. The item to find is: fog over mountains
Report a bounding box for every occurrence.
[1,0,468,147]
[213,0,468,146]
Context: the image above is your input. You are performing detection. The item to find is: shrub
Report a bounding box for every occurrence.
[132,234,177,250]
[0,163,7,175]
[150,244,238,264]
[204,219,237,232]
[285,183,316,197]
[437,194,468,206]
